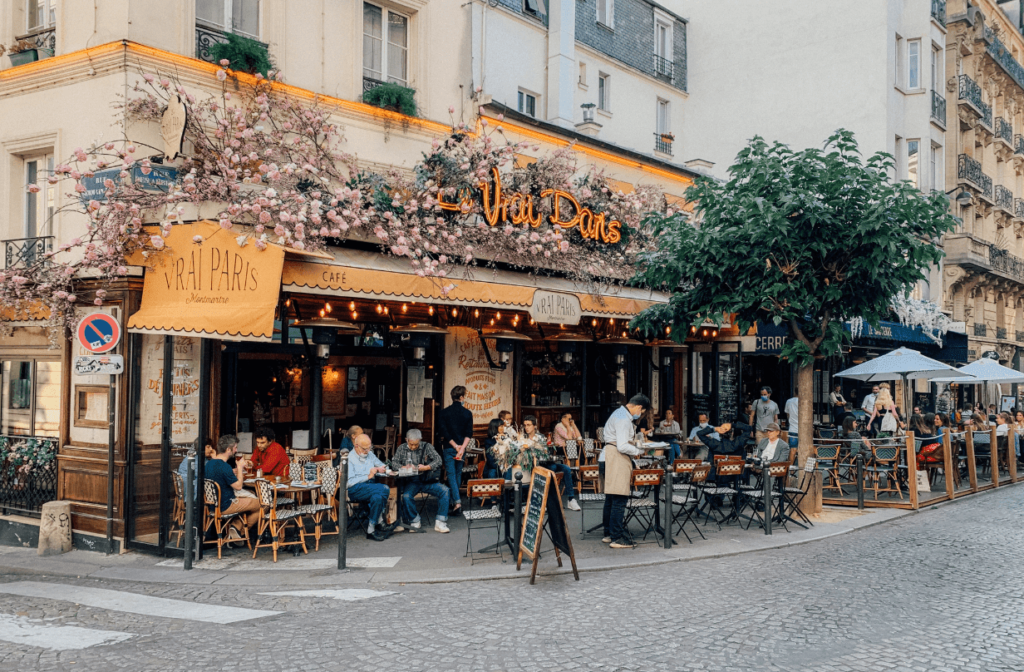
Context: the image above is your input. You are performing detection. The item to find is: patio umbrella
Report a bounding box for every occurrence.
[930,357,1024,411]
[834,347,974,419]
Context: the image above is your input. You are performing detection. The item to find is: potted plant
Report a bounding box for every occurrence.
[2,39,53,67]
[660,132,675,143]
[210,33,273,77]
[362,81,418,117]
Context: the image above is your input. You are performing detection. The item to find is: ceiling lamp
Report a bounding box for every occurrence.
[391,324,450,334]
[483,329,533,341]
[544,332,593,342]
[600,336,643,346]
[291,317,361,332]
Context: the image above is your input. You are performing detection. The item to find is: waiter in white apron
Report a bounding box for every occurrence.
[600,393,651,549]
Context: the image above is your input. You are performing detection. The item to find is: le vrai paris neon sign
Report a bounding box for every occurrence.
[438,167,623,244]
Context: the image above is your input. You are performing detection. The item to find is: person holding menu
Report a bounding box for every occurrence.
[599,394,650,549]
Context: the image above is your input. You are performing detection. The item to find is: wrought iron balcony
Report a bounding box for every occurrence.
[980,101,993,130]
[990,245,1024,283]
[653,54,675,82]
[931,0,946,25]
[931,90,946,125]
[1017,330,1024,343]
[958,154,993,200]
[996,117,1013,145]
[996,185,1013,211]
[1016,135,1024,156]
[654,133,674,155]
[195,25,269,65]
[3,237,52,270]
[0,435,57,517]
[959,74,984,113]
[363,76,387,94]
[1015,198,1024,219]
[13,27,55,54]
[998,327,1008,340]
[988,36,1024,92]
[974,323,988,337]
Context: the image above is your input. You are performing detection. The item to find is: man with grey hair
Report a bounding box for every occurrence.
[347,433,396,541]
[390,429,450,533]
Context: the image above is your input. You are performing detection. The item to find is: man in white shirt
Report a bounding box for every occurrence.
[862,385,880,435]
[829,385,846,424]
[756,422,788,464]
[600,394,650,549]
[687,412,719,441]
[784,394,799,450]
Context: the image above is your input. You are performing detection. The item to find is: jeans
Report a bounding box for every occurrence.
[400,481,449,524]
[602,493,628,542]
[788,435,799,449]
[348,481,390,532]
[667,443,682,464]
[549,462,576,499]
[443,447,463,507]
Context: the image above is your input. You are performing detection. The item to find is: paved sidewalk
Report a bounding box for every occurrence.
[0,502,914,586]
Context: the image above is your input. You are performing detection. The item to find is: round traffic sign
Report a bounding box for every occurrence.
[77,313,121,354]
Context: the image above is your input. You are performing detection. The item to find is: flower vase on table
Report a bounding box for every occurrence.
[491,426,549,480]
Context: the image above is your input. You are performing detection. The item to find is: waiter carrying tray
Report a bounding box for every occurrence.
[600,393,651,549]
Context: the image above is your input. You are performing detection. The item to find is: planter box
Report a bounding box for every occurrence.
[8,48,52,66]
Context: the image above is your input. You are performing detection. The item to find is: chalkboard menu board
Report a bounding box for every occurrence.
[517,466,579,585]
[718,353,739,424]
[303,462,318,482]
[691,394,711,425]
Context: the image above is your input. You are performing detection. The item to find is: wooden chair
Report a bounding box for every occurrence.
[252,479,308,562]
[578,462,602,494]
[463,479,505,565]
[202,480,251,559]
[576,463,605,537]
[623,469,662,543]
[291,448,317,464]
[293,466,337,551]
[170,471,186,547]
[670,463,709,543]
[375,426,398,461]
[461,438,483,499]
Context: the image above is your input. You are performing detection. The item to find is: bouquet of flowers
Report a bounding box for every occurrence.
[490,426,550,475]
[0,436,58,480]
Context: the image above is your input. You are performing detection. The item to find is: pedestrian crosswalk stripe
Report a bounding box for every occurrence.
[156,556,402,570]
[258,589,396,601]
[0,613,133,651]
[0,582,280,624]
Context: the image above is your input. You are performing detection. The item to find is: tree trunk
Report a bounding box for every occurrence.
[796,362,822,515]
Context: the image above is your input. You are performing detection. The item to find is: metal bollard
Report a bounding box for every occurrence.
[513,471,524,546]
[663,461,672,549]
[183,455,195,570]
[762,463,772,536]
[337,451,349,571]
[856,454,865,510]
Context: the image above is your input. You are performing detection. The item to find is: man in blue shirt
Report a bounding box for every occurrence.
[347,434,397,541]
[437,385,474,516]
[205,435,260,533]
[177,439,215,493]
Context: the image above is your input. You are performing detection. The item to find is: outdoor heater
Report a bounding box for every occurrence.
[391,323,450,362]
[480,329,533,369]
[544,331,593,363]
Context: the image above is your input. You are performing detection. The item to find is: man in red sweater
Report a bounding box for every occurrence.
[251,428,289,477]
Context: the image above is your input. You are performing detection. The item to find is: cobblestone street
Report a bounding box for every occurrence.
[0,487,1020,671]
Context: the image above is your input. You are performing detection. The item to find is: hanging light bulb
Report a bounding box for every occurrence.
[691,326,697,334]
[474,309,480,318]
[609,318,615,325]
[712,329,718,338]
[325,302,332,313]
[496,312,501,320]
[452,308,458,317]
[352,311,358,320]
[529,318,535,325]
[592,319,598,327]
[402,304,408,313]
[490,318,495,326]
[622,330,627,338]
[349,301,356,311]
[319,309,325,318]
[376,304,383,314]
[665,326,671,335]
[428,306,435,316]
[383,306,389,315]
[702,328,709,337]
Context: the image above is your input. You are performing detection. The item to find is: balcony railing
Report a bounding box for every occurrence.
[990,245,1024,283]
[959,74,984,113]
[654,133,674,155]
[931,0,946,25]
[931,90,946,125]
[363,76,388,94]
[653,54,675,82]
[998,327,1008,340]
[195,24,269,65]
[996,185,1013,211]
[0,435,57,518]
[13,27,55,54]
[958,154,993,200]
[1015,198,1024,219]
[1016,135,1024,156]
[988,36,1024,93]
[996,117,1013,145]
[3,236,52,270]
[980,101,993,129]
[974,323,988,337]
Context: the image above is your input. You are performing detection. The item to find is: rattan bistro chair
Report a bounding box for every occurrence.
[623,469,662,544]
[463,479,505,565]
[867,444,903,500]
[252,479,308,562]
[292,465,337,551]
[202,480,251,559]
[577,463,605,538]
[170,471,187,547]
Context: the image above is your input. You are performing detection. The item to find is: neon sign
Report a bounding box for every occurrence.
[438,167,622,244]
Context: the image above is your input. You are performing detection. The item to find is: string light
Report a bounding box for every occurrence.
[428,306,435,316]
[349,301,356,311]
[284,298,291,307]
[712,329,718,338]
[383,306,389,315]
[665,326,671,335]
[529,318,535,325]
[591,319,598,327]
[474,309,480,318]
[496,312,501,320]
[319,309,325,318]
[376,304,383,314]
[352,311,358,320]
[401,304,408,313]
[691,326,697,334]
[609,318,615,326]
[452,308,458,317]
[325,302,332,313]
[622,330,627,338]
[702,328,709,337]
[489,318,495,325]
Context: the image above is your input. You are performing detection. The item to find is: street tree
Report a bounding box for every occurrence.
[632,130,958,507]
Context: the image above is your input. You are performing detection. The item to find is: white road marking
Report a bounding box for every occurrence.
[0,614,133,651]
[0,582,280,624]
[258,589,396,601]
[156,556,402,570]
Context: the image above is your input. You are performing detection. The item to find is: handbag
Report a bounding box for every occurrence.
[915,469,931,492]
[881,412,898,433]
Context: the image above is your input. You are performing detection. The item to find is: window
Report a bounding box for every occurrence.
[655,19,672,60]
[1,359,60,437]
[579,62,587,87]
[363,3,409,86]
[908,140,920,188]
[894,136,903,179]
[598,73,609,111]
[24,153,54,239]
[196,0,260,38]
[895,34,903,88]
[523,0,546,17]
[26,0,55,32]
[518,90,537,117]
[597,0,613,27]
[908,39,921,89]
[931,45,942,91]
[657,98,671,135]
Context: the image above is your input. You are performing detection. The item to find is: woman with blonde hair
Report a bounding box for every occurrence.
[867,383,903,438]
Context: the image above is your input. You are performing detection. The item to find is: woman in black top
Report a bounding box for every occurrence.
[482,418,503,479]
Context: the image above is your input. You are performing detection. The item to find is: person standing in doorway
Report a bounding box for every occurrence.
[600,393,650,549]
[784,390,800,451]
[438,385,473,517]
[749,386,779,444]
[829,384,846,425]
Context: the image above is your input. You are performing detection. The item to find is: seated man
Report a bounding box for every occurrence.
[696,420,753,488]
[250,427,289,478]
[206,435,260,539]
[177,438,215,493]
[657,409,682,463]
[389,429,451,533]
[347,434,397,541]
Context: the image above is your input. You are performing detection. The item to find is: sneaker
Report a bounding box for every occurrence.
[410,521,421,531]
[567,499,581,512]
[434,520,450,534]
[601,536,612,544]
[610,540,634,549]
[366,530,388,542]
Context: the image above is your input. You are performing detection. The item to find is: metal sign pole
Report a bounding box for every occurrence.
[183,456,195,570]
[337,452,349,570]
[762,464,772,536]
[106,373,116,553]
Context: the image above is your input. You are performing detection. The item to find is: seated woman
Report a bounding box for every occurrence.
[551,412,583,458]
[482,418,504,479]
[971,413,991,448]
[995,412,1013,466]
[841,416,871,461]
[911,413,942,464]
[514,415,581,512]
[334,425,364,467]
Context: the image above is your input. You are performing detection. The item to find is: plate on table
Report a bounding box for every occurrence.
[638,441,669,450]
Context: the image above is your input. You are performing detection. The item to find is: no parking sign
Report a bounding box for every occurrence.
[77,313,121,354]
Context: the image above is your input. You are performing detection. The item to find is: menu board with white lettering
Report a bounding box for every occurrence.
[138,335,200,445]
[322,365,346,416]
[718,353,739,425]
[444,327,513,425]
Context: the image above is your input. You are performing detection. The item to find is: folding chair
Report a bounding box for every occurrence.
[623,469,662,543]
[463,479,505,565]
[739,462,786,532]
[202,480,251,559]
[700,460,744,528]
[780,457,816,530]
[671,463,710,543]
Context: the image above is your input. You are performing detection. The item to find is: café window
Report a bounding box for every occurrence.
[1,359,61,437]
[196,0,260,38]
[363,3,409,87]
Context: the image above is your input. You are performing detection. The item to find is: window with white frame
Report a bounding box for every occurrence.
[26,0,55,32]
[655,18,672,60]
[523,0,546,18]
[598,73,610,111]
[907,139,920,188]
[895,34,904,88]
[196,0,260,38]
[931,45,942,92]
[908,39,921,89]
[579,62,587,87]
[931,144,942,192]
[597,0,613,28]
[24,153,54,239]
[518,90,537,118]
[363,3,409,86]
[656,98,671,135]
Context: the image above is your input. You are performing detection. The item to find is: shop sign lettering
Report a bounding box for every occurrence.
[529,290,581,326]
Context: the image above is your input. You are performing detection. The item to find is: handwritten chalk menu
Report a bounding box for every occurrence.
[718,353,739,424]
[322,365,346,416]
[138,334,200,446]
[517,466,579,585]
[445,327,513,425]
[691,394,711,426]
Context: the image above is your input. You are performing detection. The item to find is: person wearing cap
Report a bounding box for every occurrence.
[755,422,790,464]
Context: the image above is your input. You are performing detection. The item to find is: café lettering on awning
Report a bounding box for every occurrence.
[127,221,286,342]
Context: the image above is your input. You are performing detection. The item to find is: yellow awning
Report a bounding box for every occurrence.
[127,221,286,342]
[578,295,655,318]
[0,301,51,323]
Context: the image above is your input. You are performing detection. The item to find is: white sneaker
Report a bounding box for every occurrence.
[410,520,422,530]
[435,520,450,534]
[567,499,581,512]
[601,536,612,544]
